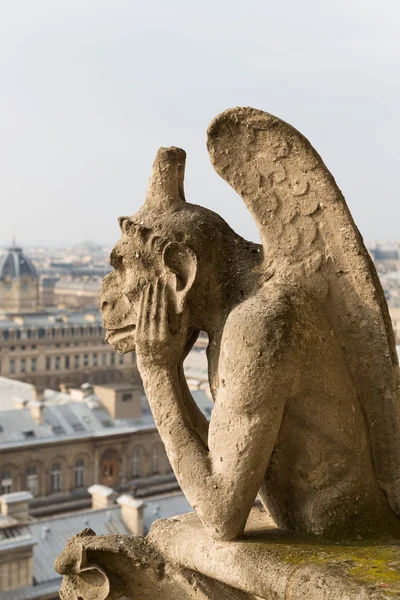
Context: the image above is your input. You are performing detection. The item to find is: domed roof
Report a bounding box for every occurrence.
[0,243,38,281]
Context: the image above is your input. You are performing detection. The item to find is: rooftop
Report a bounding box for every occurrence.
[0,396,155,450]
[0,491,192,600]
[0,308,103,330]
[0,379,213,449]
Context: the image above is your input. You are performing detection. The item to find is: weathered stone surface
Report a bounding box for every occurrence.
[149,508,400,599]
[101,107,400,541]
[56,107,400,599]
[54,526,255,599]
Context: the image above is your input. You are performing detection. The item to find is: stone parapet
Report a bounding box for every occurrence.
[55,508,400,599]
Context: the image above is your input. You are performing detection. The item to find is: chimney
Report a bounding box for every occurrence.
[29,387,45,425]
[88,484,116,510]
[0,491,33,522]
[117,494,144,536]
[94,384,142,419]
[81,383,94,398]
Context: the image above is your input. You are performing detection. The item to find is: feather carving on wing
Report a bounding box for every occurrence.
[207,107,400,514]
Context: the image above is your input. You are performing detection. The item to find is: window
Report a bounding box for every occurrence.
[31,358,37,372]
[110,353,115,366]
[83,354,89,367]
[23,430,35,439]
[2,330,9,341]
[46,356,51,370]
[26,465,38,496]
[65,356,70,369]
[20,359,26,373]
[75,459,84,488]
[74,355,80,369]
[102,353,107,367]
[151,447,159,475]
[1,470,13,494]
[9,359,15,374]
[132,449,141,479]
[119,354,124,365]
[51,463,61,492]
[55,356,60,370]
[122,393,132,402]
[38,328,45,338]
[102,463,114,477]
[93,353,98,367]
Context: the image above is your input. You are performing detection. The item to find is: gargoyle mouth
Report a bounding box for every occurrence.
[105,324,136,345]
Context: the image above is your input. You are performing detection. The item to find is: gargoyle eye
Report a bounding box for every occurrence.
[110,248,124,269]
[137,277,146,290]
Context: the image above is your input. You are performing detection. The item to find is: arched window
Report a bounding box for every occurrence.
[75,459,85,488]
[151,446,159,475]
[51,463,61,492]
[1,470,13,494]
[26,465,38,496]
[132,449,141,479]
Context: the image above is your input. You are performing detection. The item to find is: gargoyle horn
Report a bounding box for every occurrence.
[145,146,186,210]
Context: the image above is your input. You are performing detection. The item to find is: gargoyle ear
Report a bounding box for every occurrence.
[162,242,197,314]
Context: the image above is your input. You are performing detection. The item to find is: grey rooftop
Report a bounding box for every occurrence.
[0,307,103,330]
[0,491,192,600]
[0,382,213,449]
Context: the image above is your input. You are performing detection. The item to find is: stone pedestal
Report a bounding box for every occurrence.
[55,507,400,599]
[148,507,400,599]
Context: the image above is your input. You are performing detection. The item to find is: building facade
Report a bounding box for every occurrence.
[0,382,182,516]
[0,309,138,389]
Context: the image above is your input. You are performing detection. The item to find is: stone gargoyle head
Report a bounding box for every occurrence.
[100,145,261,355]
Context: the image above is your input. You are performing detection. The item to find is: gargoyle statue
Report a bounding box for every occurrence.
[101,107,400,541]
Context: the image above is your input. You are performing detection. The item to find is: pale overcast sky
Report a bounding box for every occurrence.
[0,0,399,247]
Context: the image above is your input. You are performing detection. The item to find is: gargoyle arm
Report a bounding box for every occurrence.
[139,298,295,540]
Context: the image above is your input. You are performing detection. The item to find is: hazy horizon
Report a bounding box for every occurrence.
[1,0,400,247]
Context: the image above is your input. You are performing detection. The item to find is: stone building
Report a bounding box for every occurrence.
[51,276,102,309]
[0,308,138,389]
[0,244,136,389]
[0,380,206,517]
[0,243,40,313]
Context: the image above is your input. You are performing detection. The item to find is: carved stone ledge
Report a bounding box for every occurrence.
[55,510,400,599]
[148,508,400,600]
[54,526,255,599]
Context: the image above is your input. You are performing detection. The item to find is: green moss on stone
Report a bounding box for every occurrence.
[257,537,400,596]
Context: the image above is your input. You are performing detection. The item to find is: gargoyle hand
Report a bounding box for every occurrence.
[135,279,189,368]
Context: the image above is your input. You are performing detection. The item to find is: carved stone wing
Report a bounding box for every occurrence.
[207,107,400,513]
